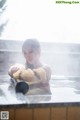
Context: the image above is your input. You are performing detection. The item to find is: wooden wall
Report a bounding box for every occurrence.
[0,106,80,120]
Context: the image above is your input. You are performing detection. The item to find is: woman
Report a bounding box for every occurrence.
[8,39,52,95]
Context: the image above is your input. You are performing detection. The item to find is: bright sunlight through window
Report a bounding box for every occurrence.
[0,0,80,43]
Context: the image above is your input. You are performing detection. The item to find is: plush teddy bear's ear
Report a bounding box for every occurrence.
[33,67,47,82]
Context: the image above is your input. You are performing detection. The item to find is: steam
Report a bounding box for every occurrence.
[0,83,28,104]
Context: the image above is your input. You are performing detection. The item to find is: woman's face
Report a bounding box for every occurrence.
[23,47,40,64]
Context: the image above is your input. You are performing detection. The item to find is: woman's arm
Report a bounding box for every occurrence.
[43,65,52,81]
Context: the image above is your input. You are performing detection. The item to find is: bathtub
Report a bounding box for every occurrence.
[0,75,80,120]
[0,40,80,120]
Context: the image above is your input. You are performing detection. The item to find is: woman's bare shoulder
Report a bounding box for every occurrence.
[41,63,52,80]
[42,63,51,71]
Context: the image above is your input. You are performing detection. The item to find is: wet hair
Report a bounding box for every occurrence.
[22,39,41,52]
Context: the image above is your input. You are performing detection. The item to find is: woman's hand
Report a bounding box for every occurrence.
[8,63,25,77]
[8,66,20,77]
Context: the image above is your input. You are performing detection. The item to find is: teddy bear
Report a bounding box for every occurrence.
[9,64,47,94]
